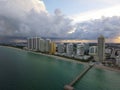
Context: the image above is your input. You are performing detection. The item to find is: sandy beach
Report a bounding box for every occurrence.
[25,49,120,73]
[27,50,88,66]
[95,64,120,72]
[1,46,120,73]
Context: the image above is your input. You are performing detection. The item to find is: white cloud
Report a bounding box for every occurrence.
[98,0,120,5]
[70,5,120,23]
[0,0,47,20]
[0,0,74,37]
[0,0,120,41]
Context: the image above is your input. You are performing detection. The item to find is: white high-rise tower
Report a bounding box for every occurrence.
[97,35,105,62]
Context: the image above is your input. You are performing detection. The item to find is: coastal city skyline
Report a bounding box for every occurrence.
[0,1,120,90]
[0,0,120,43]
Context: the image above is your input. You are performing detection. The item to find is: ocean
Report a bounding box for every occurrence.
[0,46,120,90]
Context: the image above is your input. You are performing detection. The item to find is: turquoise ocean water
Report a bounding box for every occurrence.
[0,46,120,90]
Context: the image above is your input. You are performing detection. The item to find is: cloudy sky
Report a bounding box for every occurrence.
[44,0,120,22]
[0,0,120,42]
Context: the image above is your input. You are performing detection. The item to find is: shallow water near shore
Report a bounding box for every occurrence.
[0,46,120,90]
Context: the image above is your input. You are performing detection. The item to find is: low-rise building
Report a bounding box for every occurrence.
[116,56,120,67]
[89,46,98,61]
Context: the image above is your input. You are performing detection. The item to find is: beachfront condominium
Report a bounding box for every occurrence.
[66,43,73,56]
[84,43,90,55]
[27,37,56,54]
[89,46,98,56]
[49,42,56,54]
[97,35,105,62]
[89,46,98,61]
[34,37,40,51]
[40,39,45,52]
[76,44,85,56]
[36,37,41,51]
[27,37,41,51]
[33,37,36,50]
[45,39,51,53]
[38,38,41,51]
[27,38,32,50]
[57,43,65,53]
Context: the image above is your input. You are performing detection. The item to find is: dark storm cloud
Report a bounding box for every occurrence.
[0,0,120,40]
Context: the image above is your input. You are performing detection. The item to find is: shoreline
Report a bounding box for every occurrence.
[32,51,88,66]
[1,46,120,73]
[0,46,87,65]
[0,45,24,51]
[95,64,120,72]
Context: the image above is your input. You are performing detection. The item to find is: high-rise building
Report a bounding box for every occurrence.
[49,42,56,54]
[27,38,32,50]
[45,39,51,53]
[57,43,65,53]
[33,37,36,50]
[27,38,34,50]
[97,35,105,62]
[27,37,55,54]
[66,43,73,55]
[84,43,90,55]
[76,44,85,56]
[35,37,38,51]
[35,37,41,51]
[36,37,41,51]
[31,38,34,50]
[40,39,45,52]
[38,38,41,51]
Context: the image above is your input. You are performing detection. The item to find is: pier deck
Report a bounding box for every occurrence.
[64,63,94,90]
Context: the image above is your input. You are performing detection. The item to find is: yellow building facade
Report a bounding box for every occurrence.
[49,42,56,54]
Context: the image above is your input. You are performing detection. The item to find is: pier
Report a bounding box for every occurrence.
[64,63,94,90]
